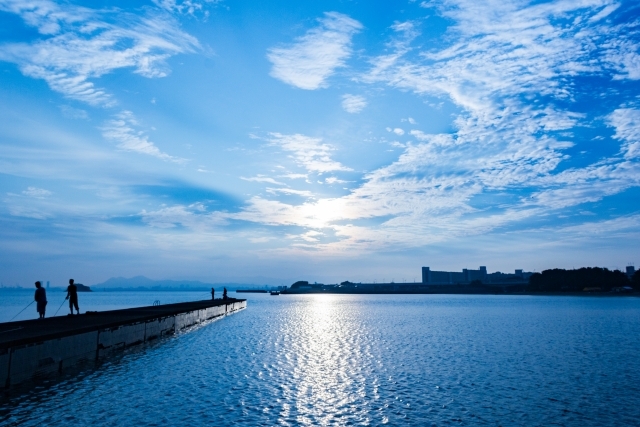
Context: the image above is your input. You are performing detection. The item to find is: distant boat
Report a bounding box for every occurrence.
[270,291,280,296]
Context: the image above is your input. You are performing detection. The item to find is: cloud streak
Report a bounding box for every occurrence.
[341,94,367,113]
[101,111,184,162]
[229,0,640,254]
[609,108,640,159]
[267,132,352,173]
[0,0,199,105]
[267,12,362,90]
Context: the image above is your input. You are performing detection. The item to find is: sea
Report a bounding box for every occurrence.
[1,290,639,426]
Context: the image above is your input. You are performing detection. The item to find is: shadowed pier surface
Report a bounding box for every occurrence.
[0,298,245,350]
[1,298,247,388]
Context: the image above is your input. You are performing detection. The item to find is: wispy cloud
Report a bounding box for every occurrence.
[609,108,640,159]
[152,0,221,16]
[341,94,367,113]
[59,105,88,120]
[325,177,347,184]
[241,175,287,185]
[101,111,184,162]
[228,0,640,254]
[22,187,52,198]
[140,202,227,230]
[357,0,640,210]
[266,188,314,197]
[278,173,308,180]
[291,230,324,242]
[0,0,92,35]
[0,0,199,105]
[267,12,362,90]
[267,132,352,173]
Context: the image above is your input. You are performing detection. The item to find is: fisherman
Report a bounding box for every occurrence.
[223,287,228,300]
[34,281,47,319]
[211,287,215,300]
[66,278,80,315]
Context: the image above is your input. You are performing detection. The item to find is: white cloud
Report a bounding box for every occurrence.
[325,177,347,184]
[0,0,91,35]
[0,0,199,106]
[360,0,640,195]
[266,188,314,197]
[267,12,362,90]
[278,173,308,180]
[241,176,287,186]
[555,214,640,237]
[101,111,184,162]
[152,0,220,16]
[249,236,274,243]
[22,187,52,198]
[267,132,352,173]
[227,0,640,254]
[59,105,88,120]
[7,205,52,220]
[295,230,323,242]
[609,108,640,159]
[341,94,367,113]
[409,130,428,141]
[140,203,226,230]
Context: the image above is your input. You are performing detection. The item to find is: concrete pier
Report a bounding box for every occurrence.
[0,298,246,388]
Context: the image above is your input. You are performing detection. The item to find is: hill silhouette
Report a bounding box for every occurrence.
[92,276,265,290]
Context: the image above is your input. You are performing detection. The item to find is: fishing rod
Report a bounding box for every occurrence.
[53,297,67,317]
[8,300,34,322]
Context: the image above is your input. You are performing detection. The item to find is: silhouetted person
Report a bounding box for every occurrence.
[66,279,79,315]
[223,287,228,300]
[211,287,215,300]
[34,281,47,319]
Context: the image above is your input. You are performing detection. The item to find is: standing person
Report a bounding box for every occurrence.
[223,287,228,300]
[66,279,80,315]
[211,287,215,300]
[34,281,47,319]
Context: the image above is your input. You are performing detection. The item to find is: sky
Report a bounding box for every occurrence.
[0,0,639,286]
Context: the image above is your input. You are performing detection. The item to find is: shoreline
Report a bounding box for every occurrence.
[279,288,640,297]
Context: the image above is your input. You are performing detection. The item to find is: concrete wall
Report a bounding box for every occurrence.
[9,331,98,385]
[3,300,246,388]
[97,322,146,357]
[0,349,10,388]
[144,316,175,341]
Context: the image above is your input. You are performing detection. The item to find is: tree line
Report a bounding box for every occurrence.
[528,267,640,292]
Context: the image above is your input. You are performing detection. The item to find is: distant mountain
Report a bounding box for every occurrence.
[92,276,271,290]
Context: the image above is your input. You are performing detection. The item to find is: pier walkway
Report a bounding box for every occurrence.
[1,298,246,388]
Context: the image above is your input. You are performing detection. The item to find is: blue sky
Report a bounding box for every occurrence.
[0,0,639,286]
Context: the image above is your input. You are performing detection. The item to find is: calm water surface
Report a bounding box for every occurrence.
[1,292,639,426]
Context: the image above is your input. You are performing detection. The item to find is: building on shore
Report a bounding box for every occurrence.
[422,266,532,285]
[626,265,636,278]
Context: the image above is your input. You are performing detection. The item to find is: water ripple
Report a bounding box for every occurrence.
[1,294,640,426]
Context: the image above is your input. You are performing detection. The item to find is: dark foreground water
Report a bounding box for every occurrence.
[1,293,639,426]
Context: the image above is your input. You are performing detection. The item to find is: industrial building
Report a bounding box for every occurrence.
[422,266,532,285]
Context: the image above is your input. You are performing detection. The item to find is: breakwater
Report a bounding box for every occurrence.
[0,298,246,388]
